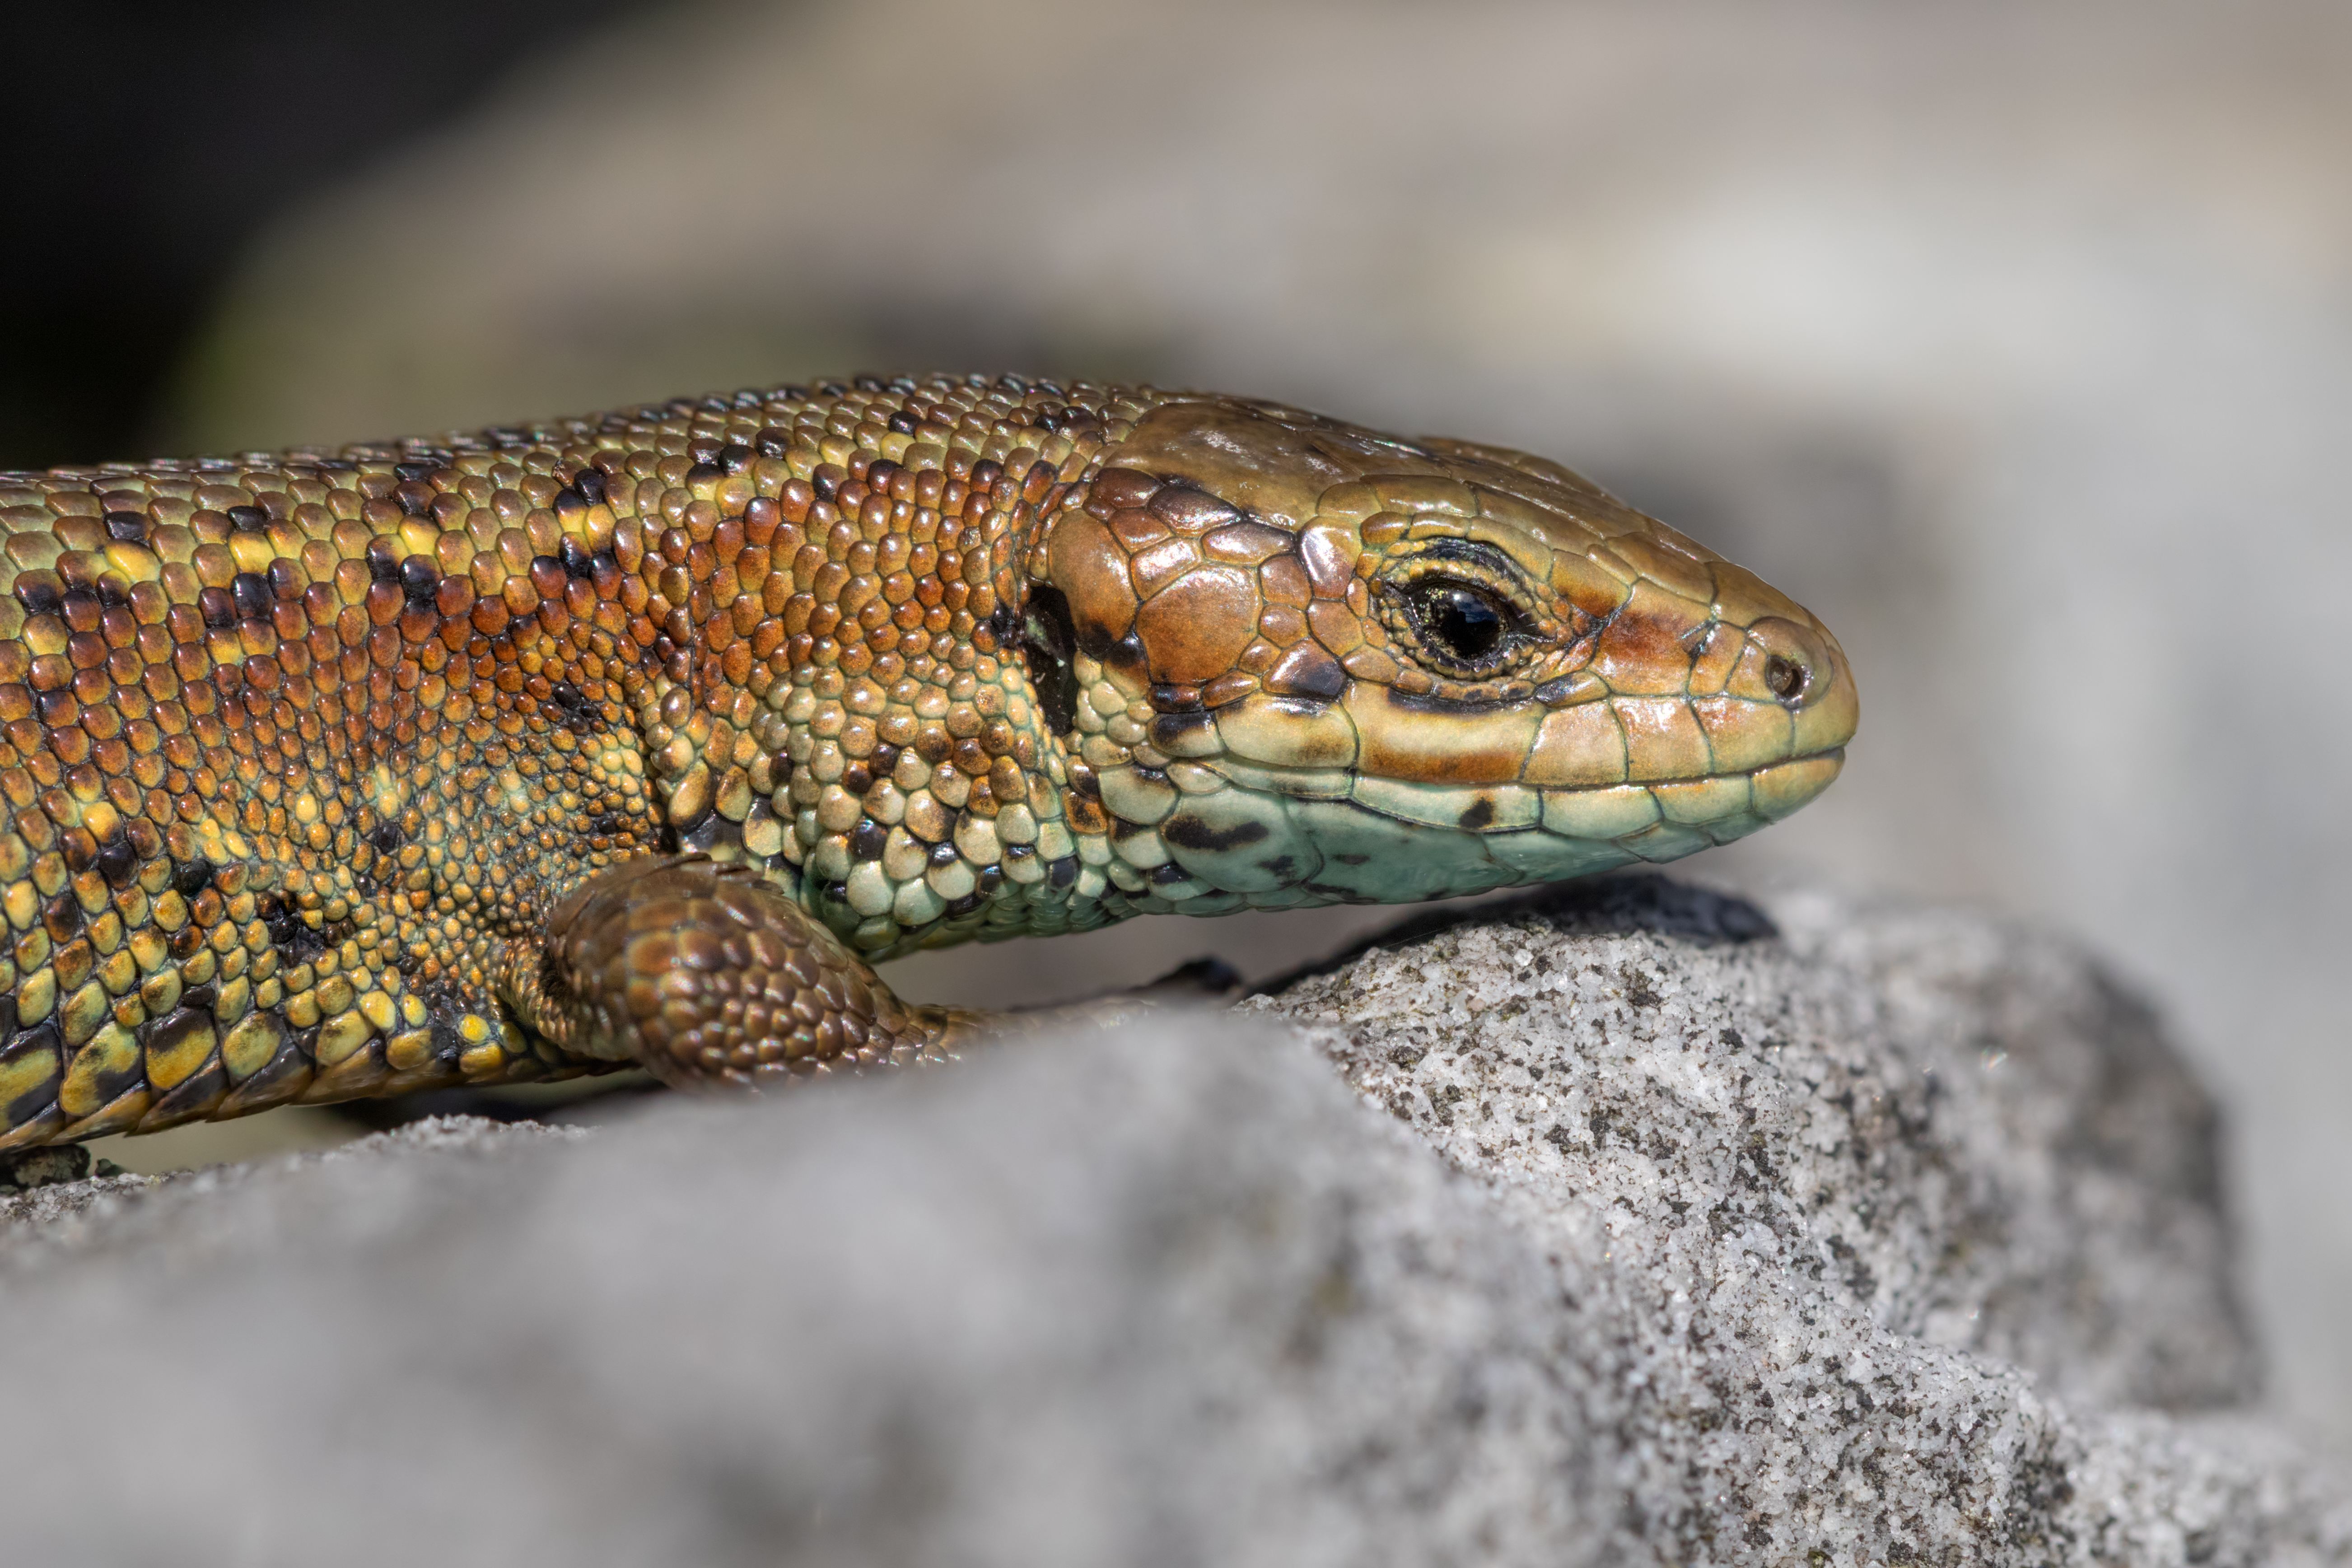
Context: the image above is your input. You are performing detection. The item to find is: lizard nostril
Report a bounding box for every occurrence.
[1744,617,1834,710]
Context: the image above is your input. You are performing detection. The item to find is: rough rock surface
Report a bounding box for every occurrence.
[1249,878,2352,1561]
[0,878,2343,1565]
[1253,877,2259,1414]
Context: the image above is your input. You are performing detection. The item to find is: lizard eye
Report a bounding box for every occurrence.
[1404,579,1518,672]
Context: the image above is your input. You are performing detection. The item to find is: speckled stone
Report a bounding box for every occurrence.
[1248,877,2352,1561]
[0,886,2339,1565]
[1250,876,2260,1415]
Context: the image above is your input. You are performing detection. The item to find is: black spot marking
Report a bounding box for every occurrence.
[173,856,214,897]
[850,821,889,861]
[104,510,147,542]
[547,681,597,733]
[719,443,756,475]
[365,539,401,584]
[1017,584,1079,737]
[93,832,135,888]
[929,840,960,868]
[1150,862,1190,885]
[574,469,607,505]
[429,1014,469,1066]
[400,556,438,609]
[559,537,593,578]
[1161,815,1270,853]
[198,587,237,630]
[260,895,333,964]
[1037,404,1098,435]
[37,891,81,943]
[1148,684,1204,714]
[225,504,269,532]
[887,410,917,434]
[140,1010,210,1077]
[392,460,439,483]
[365,821,404,857]
[1277,652,1347,702]
[1047,856,1078,888]
[0,1021,61,1123]
[1149,711,1216,753]
[685,462,724,487]
[1457,797,1496,831]
[238,1031,313,1098]
[1384,686,1518,717]
[231,572,272,622]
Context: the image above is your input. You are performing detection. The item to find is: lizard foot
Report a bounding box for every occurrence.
[502,856,983,1090]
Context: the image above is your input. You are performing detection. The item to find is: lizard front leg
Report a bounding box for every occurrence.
[499,856,981,1088]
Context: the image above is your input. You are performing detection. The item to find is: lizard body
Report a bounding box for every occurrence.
[0,375,1855,1146]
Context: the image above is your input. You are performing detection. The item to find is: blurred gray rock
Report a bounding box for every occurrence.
[0,880,2343,1565]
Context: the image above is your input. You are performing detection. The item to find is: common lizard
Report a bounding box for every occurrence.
[0,375,1856,1147]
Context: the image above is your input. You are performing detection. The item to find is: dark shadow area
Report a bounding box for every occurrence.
[1252,872,1780,997]
[0,0,660,472]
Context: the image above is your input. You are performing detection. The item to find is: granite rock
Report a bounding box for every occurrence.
[0,878,2341,1565]
[1249,877,2351,1561]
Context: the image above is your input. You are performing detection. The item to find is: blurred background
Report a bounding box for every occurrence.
[9,0,2349,1445]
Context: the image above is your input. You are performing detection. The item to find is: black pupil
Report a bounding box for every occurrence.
[1424,584,1504,661]
[1764,654,1805,701]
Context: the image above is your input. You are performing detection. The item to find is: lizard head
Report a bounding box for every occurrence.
[1034,395,1857,908]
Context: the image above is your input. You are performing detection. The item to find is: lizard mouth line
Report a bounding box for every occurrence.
[1210,746,1847,809]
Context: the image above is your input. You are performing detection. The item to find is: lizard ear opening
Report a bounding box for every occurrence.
[1020,584,1079,736]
